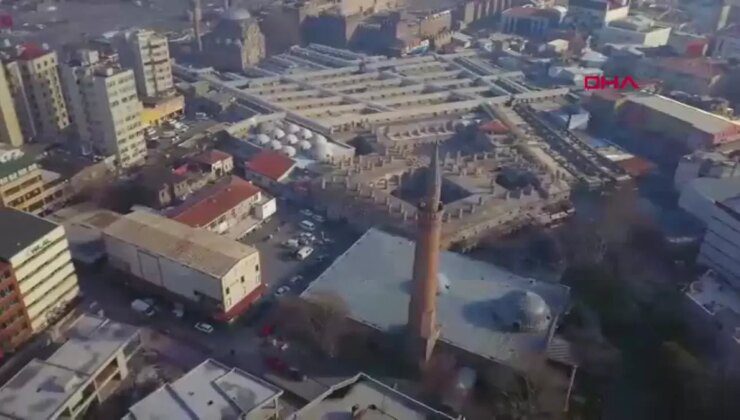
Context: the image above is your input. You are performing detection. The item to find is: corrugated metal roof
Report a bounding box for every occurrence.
[103,210,257,278]
[625,94,740,135]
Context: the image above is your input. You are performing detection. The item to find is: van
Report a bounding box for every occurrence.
[299,220,315,231]
[296,246,314,261]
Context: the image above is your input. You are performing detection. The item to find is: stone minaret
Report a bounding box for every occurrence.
[192,0,203,52]
[407,143,443,367]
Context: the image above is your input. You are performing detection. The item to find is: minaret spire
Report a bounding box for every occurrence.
[407,143,443,367]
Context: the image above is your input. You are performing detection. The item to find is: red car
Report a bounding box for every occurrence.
[264,356,306,381]
[259,324,275,338]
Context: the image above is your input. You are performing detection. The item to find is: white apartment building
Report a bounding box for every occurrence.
[0,208,80,354]
[115,29,174,99]
[103,211,264,322]
[698,195,740,289]
[61,50,146,168]
[2,47,70,142]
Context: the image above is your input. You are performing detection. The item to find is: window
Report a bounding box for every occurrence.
[255,264,260,272]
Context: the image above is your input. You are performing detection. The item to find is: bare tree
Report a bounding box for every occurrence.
[274,292,349,358]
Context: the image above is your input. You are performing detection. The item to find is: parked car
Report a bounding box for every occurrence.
[264,356,306,381]
[312,214,325,223]
[276,286,290,296]
[300,209,313,217]
[299,220,316,231]
[289,275,303,284]
[194,322,214,334]
[282,238,300,249]
[295,246,314,261]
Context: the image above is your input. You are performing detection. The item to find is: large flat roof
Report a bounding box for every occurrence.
[292,373,454,419]
[302,229,570,371]
[103,210,258,278]
[0,314,139,419]
[625,94,740,135]
[125,359,283,420]
[0,208,59,261]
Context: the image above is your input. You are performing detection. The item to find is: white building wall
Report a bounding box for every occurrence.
[220,252,261,311]
[598,26,671,47]
[698,205,740,289]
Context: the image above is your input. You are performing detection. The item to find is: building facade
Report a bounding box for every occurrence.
[103,211,265,322]
[202,9,266,72]
[501,7,563,38]
[566,0,630,29]
[0,208,80,355]
[3,47,70,143]
[0,64,23,147]
[697,196,740,290]
[0,150,70,215]
[114,29,174,99]
[61,50,147,168]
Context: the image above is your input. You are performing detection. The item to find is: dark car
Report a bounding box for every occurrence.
[264,356,306,381]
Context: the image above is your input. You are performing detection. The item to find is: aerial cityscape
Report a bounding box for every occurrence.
[0,0,739,418]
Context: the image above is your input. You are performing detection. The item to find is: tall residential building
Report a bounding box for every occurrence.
[114,29,174,99]
[61,50,147,168]
[0,64,23,147]
[2,46,70,143]
[0,147,71,215]
[697,194,740,289]
[0,208,80,355]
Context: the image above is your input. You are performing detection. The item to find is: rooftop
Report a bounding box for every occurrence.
[0,314,139,419]
[686,270,740,345]
[292,373,455,420]
[191,149,233,165]
[125,359,282,420]
[651,57,726,80]
[0,208,58,261]
[103,210,258,278]
[0,150,38,181]
[245,150,296,182]
[624,93,740,135]
[503,6,561,19]
[168,176,262,228]
[302,229,570,371]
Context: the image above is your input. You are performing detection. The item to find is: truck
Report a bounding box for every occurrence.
[131,299,156,317]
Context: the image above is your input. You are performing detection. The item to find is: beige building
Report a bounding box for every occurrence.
[103,211,265,322]
[61,50,147,168]
[0,208,80,355]
[0,149,71,215]
[114,29,174,99]
[0,313,140,419]
[0,64,23,147]
[2,47,70,143]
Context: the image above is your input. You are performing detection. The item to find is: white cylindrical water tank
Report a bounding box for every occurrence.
[298,140,312,150]
[313,142,331,162]
[255,134,270,145]
[301,128,313,139]
[284,134,298,145]
[270,140,283,150]
[287,123,300,134]
[273,128,285,139]
[282,146,296,157]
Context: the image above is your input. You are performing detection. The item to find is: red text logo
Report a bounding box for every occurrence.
[584,75,640,91]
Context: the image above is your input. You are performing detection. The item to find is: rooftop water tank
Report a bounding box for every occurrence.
[270,140,283,150]
[284,134,299,145]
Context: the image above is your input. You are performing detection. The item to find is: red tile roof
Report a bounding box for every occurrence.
[18,43,47,61]
[170,176,261,227]
[245,150,296,182]
[479,120,510,134]
[214,283,266,322]
[192,149,232,165]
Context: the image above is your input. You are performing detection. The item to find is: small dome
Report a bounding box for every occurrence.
[284,134,299,145]
[298,140,312,150]
[258,122,273,134]
[222,8,251,21]
[269,140,283,150]
[313,134,327,144]
[495,290,551,332]
[301,128,313,139]
[255,134,270,145]
[282,146,296,157]
[313,142,332,161]
[287,123,300,134]
[273,128,285,139]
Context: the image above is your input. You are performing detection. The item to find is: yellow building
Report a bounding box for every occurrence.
[0,150,71,215]
[141,94,184,127]
[0,208,80,354]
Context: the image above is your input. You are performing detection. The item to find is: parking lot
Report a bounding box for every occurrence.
[240,200,360,298]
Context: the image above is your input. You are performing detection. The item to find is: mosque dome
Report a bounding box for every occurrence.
[255,134,270,145]
[495,290,552,332]
[222,8,251,21]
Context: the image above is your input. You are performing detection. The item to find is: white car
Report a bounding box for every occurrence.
[300,209,313,217]
[289,275,303,284]
[194,322,214,334]
[276,286,290,296]
[312,214,325,223]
